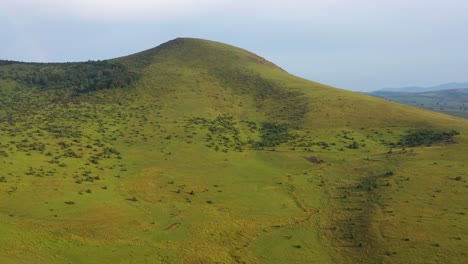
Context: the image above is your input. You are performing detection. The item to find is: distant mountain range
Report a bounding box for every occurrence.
[376,82,468,93]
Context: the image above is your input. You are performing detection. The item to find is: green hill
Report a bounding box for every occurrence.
[0,38,467,263]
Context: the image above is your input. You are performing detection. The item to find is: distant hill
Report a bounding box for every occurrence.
[369,88,468,118]
[0,38,467,263]
[376,82,468,93]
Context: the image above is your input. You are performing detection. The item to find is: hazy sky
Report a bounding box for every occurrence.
[1,0,467,91]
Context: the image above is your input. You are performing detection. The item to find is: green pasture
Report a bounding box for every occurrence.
[0,38,466,263]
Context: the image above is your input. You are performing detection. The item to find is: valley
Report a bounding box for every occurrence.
[369,89,468,119]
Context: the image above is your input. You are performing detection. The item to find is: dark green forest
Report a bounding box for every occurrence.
[0,60,139,93]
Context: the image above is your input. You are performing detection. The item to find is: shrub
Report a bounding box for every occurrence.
[347,141,359,149]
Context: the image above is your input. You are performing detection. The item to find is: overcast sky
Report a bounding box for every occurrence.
[0,0,467,91]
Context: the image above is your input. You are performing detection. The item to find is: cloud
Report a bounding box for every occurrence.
[2,0,219,21]
[3,0,466,22]
[1,0,353,22]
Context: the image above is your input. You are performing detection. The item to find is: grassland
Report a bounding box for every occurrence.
[0,38,467,263]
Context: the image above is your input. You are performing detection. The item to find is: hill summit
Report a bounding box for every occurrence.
[117,38,284,70]
[0,38,467,263]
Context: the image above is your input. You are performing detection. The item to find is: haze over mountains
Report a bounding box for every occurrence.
[0,38,467,263]
[376,82,468,93]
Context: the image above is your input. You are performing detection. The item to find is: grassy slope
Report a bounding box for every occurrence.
[0,38,467,263]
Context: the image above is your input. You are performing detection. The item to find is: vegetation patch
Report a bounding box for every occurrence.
[213,68,308,122]
[303,156,324,164]
[253,122,297,149]
[187,115,244,152]
[395,129,459,147]
[187,117,302,151]
[0,60,139,94]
